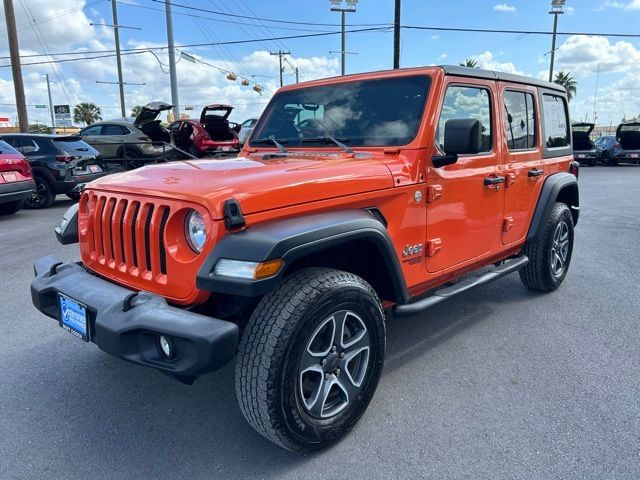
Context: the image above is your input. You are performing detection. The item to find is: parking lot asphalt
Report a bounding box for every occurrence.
[0,166,639,480]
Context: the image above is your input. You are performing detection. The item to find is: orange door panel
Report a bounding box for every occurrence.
[499,86,545,245]
[425,80,504,273]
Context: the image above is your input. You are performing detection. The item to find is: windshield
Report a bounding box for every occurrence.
[250,75,431,148]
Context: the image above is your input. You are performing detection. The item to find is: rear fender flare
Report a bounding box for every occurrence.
[527,172,579,242]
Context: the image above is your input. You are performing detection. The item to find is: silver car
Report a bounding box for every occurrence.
[238,118,258,146]
[77,102,176,168]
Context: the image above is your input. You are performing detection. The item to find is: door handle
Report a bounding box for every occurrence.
[484,176,505,186]
[528,168,544,178]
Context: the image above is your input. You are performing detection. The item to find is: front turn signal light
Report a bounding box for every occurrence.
[254,259,284,279]
[214,259,284,280]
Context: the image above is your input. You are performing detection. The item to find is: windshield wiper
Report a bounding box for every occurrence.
[252,136,288,153]
[301,135,353,153]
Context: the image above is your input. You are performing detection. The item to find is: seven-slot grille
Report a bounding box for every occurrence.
[87,193,170,277]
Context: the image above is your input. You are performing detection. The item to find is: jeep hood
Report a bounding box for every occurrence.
[87,154,394,219]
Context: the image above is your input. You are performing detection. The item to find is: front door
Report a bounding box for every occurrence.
[499,86,545,245]
[426,80,504,273]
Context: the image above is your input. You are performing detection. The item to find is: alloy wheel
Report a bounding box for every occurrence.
[298,310,370,419]
[550,220,570,277]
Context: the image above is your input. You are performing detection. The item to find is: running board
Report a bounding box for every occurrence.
[393,255,529,319]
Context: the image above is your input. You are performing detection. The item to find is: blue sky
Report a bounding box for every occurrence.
[1,0,639,126]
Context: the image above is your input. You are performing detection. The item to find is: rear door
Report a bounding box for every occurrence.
[98,124,130,159]
[499,86,545,245]
[78,124,104,156]
[426,79,504,273]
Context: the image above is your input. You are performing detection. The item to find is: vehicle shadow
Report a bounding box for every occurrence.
[5,275,543,478]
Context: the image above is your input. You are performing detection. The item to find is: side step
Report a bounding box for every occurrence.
[393,255,529,319]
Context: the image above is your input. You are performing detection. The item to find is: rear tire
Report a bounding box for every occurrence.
[235,268,385,452]
[25,176,55,209]
[520,202,574,292]
[0,199,24,215]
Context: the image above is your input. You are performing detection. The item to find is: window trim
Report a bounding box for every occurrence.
[80,125,102,136]
[435,83,495,156]
[539,90,572,159]
[100,124,130,136]
[503,89,538,152]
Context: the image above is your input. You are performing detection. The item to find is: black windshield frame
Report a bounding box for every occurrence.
[250,74,431,149]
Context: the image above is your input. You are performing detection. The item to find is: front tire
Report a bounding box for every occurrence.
[235,268,385,452]
[520,202,574,291]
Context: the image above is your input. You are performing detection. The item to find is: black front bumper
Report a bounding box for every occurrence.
[31,255,239,382]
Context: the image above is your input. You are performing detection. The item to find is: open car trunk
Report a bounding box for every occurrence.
[135,101,173,143]
[571,123,595,152]
[616,122,640,150]
[200,104,236,141]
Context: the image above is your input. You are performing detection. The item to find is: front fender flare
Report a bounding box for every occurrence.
[196,210,408,302]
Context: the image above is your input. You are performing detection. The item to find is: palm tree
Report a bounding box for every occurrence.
[130,105,143,117]
[460,58,478,68]
[73,103,102,126]
[553,71,578,102]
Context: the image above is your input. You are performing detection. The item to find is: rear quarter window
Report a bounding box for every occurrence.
[542,94,570,149]
[0,140,20,155]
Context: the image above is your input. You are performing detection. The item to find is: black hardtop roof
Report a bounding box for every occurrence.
[442,65,566,94]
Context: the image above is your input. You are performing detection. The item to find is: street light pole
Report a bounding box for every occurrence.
[393,0,401,69]
[548,0,565,82]
[330,0,358,76]
[45,74,55,134]
[164,0,180,118]
[3,0,28,132]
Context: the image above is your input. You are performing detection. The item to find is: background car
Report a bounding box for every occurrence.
[170,104,239,157]
[0,140,34,215]
[0,134,106,208]
[78,101,176,169]
[594,135,624,166]
[237,118,258,146]
[616,121,640,165]
[571,123,598,166]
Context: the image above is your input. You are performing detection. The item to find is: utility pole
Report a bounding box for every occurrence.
[330,1,357,75]
[45,74,55,134]
[592,64,600,126]
[111,0,126,117]
[393,0,401,69]
[295,67,299,83]
[165,0,180,118]
[270,50,290,87]
[3,0,28,132]
[548,0,565,82]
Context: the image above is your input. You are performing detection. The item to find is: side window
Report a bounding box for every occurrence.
[438,86,492,153]
[80,125,102,136]
[542,94,569,148]
[21,139,40,155]
[101,124,127,136]
[503,91,536,150]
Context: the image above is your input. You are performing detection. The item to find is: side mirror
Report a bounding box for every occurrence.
[432,118,482,168]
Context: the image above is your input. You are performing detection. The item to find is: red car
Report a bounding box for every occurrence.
[170,104,240,157]
[0,139,35,215]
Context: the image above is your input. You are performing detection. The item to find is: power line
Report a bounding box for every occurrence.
[402,24,640,38]
[148,0,390,27]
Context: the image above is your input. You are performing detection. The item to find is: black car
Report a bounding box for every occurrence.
[571,123,598,167]
[616,121,640,165]
[594,135,624,166]
[0,134,107,208]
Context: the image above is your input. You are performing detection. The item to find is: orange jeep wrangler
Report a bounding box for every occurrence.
[31,66,579,452]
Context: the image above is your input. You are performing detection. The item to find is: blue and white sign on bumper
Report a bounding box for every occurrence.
[58,294,89,341]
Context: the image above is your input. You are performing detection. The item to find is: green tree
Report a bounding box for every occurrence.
[73,102,102,126]
[553,71,578,102]
[130,105,143,117]
[459,58,478,68]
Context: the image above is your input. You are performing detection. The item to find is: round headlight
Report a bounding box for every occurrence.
[185,210,207,253]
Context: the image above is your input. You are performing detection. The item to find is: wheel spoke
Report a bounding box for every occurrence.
[306,315,336,358]
[336,372,360,402]
[300,366,325,414]
[341,346,370,388]
[299,349,322,371]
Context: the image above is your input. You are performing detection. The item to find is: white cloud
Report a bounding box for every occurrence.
[493,3,516,12]
[469,51,524,75]
[596,0,640,10]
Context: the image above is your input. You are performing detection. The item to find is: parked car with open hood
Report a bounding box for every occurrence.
[571,123,598,167]
[594,135,624,166]
[78,101,176,169]
[0,134,106,208]
[0,139,35,215]
[170,104,239,157]
[616,121,640,164]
